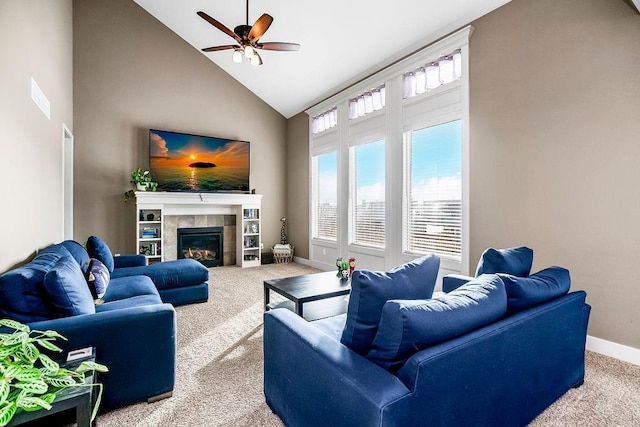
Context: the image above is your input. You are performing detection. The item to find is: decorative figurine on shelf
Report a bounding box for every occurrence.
[349,257,356,276]
[280,217,288,244]
[336,257,343,277]
[340,259,349,280]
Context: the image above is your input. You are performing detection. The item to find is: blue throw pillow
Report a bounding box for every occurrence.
[340,254,440,355]
[366,274,507,371]
[60,240,91,273]
[475,246,533,277]
[86,236,115,273]
[43,256,96,317]
[498,266,571,312]
[85,258,110,301]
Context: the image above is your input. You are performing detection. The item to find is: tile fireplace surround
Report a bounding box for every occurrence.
[135,192,262,267]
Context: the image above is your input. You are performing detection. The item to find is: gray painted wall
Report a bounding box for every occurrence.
[73,0,288,255]
[469,0,640,349]
[0,0,73,272]
[285,113,310,259]
[285,0,640,350]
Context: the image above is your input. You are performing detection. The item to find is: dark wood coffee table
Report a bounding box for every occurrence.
[264,271,351,320]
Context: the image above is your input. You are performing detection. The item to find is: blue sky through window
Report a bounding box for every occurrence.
[410,120,462,201]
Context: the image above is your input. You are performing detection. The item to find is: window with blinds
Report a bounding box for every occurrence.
[404,120,462,260]
[351,139,385,248]
[312,151,338,240]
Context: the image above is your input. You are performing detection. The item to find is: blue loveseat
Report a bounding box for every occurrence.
[264,251,591,426]
[0,238,208,409]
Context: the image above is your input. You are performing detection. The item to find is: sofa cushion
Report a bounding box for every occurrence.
[340,254,440,355]
[96,295,163,312]
[103,275,160,302]
[366,274,507,371]
[86,236,115,273]
[85,258,110,300]
[60,240,91,273]
[43,256,96,317]
[0,246,76,322]
[475,246,533,277]
[498,267,571,312]
[111,259,209,290]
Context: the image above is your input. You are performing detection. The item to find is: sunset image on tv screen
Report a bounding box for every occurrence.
[149,129,250,192]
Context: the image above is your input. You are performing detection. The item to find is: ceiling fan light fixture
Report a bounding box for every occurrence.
[251,54,262,66]
[232,49,243,63]
[244,45,255,58]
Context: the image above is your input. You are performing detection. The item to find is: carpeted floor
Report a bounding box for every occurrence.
[95,263,640,426]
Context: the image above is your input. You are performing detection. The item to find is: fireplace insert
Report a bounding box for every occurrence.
[177,226,223,267]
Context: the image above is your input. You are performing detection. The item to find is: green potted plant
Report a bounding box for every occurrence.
[124,167,158,201]
[0,319,108,426]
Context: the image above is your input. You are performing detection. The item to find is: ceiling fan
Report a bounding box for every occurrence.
[198,0,300,66]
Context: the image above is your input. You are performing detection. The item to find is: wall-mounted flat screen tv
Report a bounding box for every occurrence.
[149,129,250,193]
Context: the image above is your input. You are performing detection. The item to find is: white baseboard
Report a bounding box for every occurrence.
[586,335,640,366]
[292,256,332,271]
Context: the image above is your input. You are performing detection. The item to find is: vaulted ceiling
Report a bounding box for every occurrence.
[132,0,515,118]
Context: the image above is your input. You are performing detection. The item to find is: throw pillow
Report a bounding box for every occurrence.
[340,254,440,355]
[475,246,533,277]
[85,258,110,302]
[498,266,571,312]
[43,256,96,317]
[86,236,115,273]
[366,274,507,371]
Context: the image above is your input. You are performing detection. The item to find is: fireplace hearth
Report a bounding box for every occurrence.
[177,227,223,267]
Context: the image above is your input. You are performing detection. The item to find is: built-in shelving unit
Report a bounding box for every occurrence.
[241,208,261,268]
[136,207,163,264]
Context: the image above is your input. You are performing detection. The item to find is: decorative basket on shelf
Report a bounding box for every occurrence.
[272,244,294,263]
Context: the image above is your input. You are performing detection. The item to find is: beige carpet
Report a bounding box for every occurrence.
[95,263,640,426]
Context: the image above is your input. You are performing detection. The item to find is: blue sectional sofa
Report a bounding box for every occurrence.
[0,238,208,410]
[264,252,591,426]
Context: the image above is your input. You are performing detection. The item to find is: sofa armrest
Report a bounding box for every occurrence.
[264,309,412,427]
[442,274,474,293]
[28,303,176,409]
[114,254,147,268]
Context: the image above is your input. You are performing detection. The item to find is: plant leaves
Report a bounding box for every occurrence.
[0,401,16,427]
[39,392,56,404]
[16,395,52,412]
[0,382,9,406]
[45,376,77,388]
[14,379,48,394]
[36,330,67,341]
[0,364,22,380]
[37,354,59,373]
[77,361,109,373]
[16,342,40,364]
[14,367,42,382]
[2,331,28,346]
[0,344,19,359]
[0,319,29,333]
[34,338,63,353]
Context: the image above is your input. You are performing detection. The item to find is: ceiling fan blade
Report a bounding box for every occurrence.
[201,44,239,52]
[248,14,273,42]
[197,11,241,43]
[257,42,300,51]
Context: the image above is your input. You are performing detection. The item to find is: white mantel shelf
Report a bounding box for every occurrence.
[135,191,262,206]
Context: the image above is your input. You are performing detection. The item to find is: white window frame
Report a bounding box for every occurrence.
[307,26,472,274]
